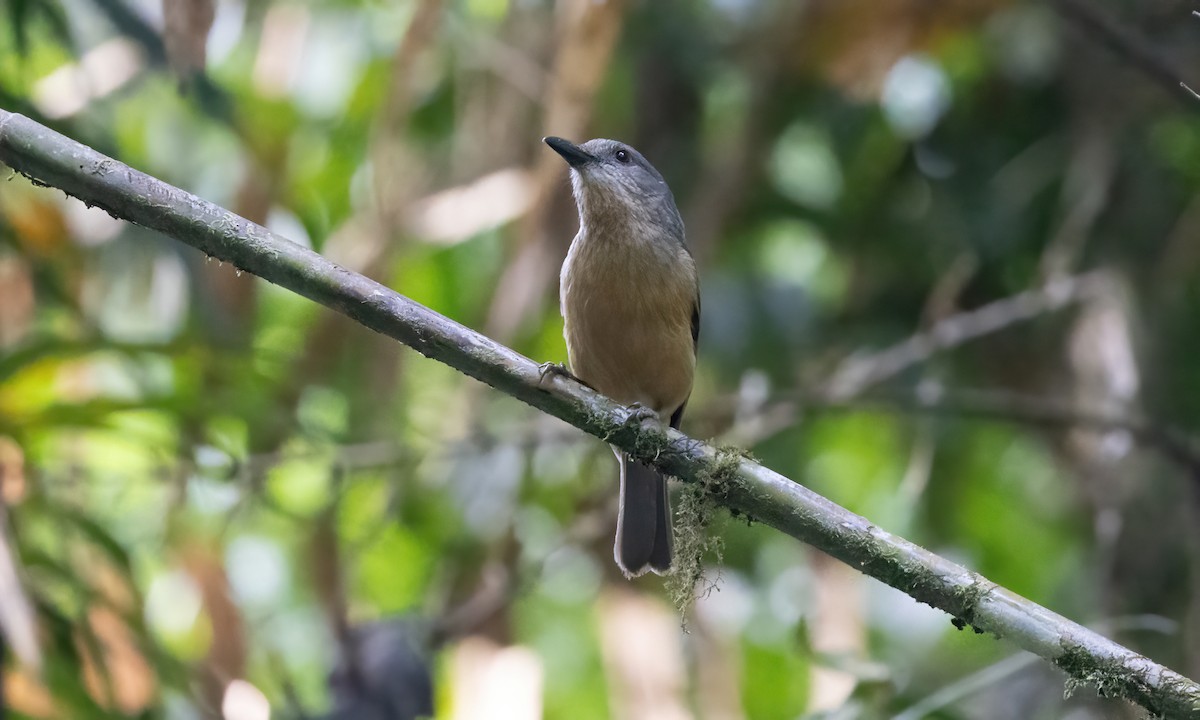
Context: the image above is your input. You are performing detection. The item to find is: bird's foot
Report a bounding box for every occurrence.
[537,361,585,387]
[624,402,660,426]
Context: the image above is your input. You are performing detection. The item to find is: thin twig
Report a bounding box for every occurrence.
[806,386,1200,475]
[826,273,1104,399]
[892,615,1179,720]
[1051,0,1198,107]
[1,109,1198,718]
[1187,11,1200,101]
[708,382,1200,476]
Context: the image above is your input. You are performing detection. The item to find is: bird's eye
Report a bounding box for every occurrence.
[615,149,630,164]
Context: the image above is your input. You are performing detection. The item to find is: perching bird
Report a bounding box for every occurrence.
[544,136,700,578]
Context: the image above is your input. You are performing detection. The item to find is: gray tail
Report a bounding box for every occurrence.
[615,453,673,577]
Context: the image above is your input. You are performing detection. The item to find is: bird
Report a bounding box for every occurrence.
[543,136,700,578]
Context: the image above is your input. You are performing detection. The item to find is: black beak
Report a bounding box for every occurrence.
[544,136,594,168]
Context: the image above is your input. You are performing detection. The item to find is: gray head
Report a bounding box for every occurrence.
[544,136,685,243]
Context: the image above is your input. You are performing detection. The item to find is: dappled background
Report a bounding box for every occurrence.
[1,0,1199,717]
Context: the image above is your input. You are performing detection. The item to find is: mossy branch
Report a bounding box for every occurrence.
[1,109,1198,718]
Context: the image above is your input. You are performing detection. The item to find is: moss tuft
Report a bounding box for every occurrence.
[1052,642,1196,718]
[665,447,747,620]
[947,577,991,633]
[665,481,723,621]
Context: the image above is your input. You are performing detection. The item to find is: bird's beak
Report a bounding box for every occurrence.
[544,136,594,168]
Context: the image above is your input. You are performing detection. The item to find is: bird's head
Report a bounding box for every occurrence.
[544,136,683,241]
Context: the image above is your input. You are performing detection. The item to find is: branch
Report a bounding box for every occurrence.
[836,387,1200,474]
[1,109,1198,718]
[723,385,1200,477]
[825,273,1104,399]
[1051,0,1198,107]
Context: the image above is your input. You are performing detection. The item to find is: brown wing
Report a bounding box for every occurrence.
[669,295,700,431]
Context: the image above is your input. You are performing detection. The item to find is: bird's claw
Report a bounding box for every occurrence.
[538,361,578,386]
[624,402,660,425]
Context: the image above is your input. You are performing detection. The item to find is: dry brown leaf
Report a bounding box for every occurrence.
[79,549,137,616]
[0,437,24,505]
[1,192,69,258]
[5,667,58,718]
[80,606,155,713]
[0,255,34,349]
[78,606,155,714]
[72,542,147,709]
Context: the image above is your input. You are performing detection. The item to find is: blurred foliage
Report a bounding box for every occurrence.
[0,0,1199,718]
